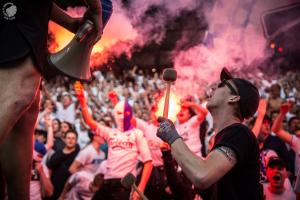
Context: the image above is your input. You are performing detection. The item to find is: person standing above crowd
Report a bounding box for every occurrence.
[0,0,104,199]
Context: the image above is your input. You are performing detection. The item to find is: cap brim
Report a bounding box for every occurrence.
[220,67,234,81]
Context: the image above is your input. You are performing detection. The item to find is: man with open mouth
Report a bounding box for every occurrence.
[264,156,296,200]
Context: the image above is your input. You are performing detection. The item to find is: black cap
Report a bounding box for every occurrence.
[220,68,259,119]
[267,157,286,168]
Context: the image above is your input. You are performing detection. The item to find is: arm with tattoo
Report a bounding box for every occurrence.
[214,146,237,165]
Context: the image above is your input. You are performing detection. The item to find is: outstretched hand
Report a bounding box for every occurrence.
[74,81,86,104]
[108,90,119,106]
[280,101,293,114]
[82,9,103,44]
[156,117,181,145]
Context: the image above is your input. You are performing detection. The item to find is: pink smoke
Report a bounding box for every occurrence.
[48,4,137,67]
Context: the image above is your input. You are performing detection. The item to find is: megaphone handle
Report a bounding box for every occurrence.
[132,183,149,200]
[76,21,93,42]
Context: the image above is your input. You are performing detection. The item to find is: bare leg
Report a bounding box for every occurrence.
[0,165,5,200]
[0,90,40,200]
[0,56,41,144]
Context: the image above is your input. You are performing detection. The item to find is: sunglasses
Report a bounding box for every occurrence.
[218,79,239,95]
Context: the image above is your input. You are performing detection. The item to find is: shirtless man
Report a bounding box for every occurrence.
[0,1,104,199]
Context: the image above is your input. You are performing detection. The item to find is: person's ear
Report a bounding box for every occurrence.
[228,95,240,103]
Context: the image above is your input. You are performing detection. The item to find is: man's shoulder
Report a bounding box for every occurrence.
[218,123,255,139]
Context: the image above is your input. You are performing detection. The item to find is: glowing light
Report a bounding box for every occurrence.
[48,21,108,54]
[155,91,181,122]
[270,43,276,49]
[278,47,283,53]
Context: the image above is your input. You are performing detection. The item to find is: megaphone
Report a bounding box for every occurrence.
[45,0,113,82]
[45,20,95,82]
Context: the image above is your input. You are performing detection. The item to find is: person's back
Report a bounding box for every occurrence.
[204,123,261,200]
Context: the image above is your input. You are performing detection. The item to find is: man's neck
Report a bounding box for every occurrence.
[268,185,285,195]
[212,111,241,133]
[63,146,75,154]
[210,108,242,131]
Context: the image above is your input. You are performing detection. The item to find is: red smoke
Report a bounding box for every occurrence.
[48,4,137,67]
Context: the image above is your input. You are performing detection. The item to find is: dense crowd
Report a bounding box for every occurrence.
[31,66,300,200]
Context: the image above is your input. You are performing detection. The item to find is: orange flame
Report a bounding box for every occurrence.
[155,91,181,122]
[48,21,110,54]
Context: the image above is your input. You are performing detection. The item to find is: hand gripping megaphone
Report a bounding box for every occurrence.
[46,20,95,82]
[45,0,113,82]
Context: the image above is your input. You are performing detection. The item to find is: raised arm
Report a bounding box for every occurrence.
[44,114,54,150]
[271,102,293,144]
[74,81,98,131]
[50,3,81,33]
[182,101,208,122]
[157,117,236,189]
[83,0,103,43]
[51,0,103,43]
[252,99,267,137]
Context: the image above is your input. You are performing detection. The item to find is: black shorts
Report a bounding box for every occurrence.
[0,0,52,74]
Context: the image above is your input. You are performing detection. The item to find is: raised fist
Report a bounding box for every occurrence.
[157,117,181,145]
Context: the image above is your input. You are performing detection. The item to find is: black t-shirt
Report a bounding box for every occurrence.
[204,123,262,200]
[46,148,79,200]
[0,0,53,73]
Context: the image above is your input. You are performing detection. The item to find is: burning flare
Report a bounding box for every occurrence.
[155,91,181,122]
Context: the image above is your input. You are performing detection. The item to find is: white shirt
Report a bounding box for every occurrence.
[75,144,106,174]
[75,122,91,149]
[67,171,94,200]
[263,183,295,200]
[176,115,202,157]
[290,136,300,175]
[66,161,107,200]
[56,102,76,124]
[95,125,152,179]
[136,118,163,167]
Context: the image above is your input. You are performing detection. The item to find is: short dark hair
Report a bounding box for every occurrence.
[61,121,74,130]
[288,116,300,127]
[263,115,272,124]
[53,118,61,129]
[267,157,286,169]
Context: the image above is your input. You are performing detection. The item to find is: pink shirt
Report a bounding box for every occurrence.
[96,125,152,179]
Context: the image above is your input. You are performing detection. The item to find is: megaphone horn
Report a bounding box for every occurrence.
[45,20,95,82]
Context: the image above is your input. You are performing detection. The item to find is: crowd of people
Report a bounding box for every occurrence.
[30,66,300,200]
